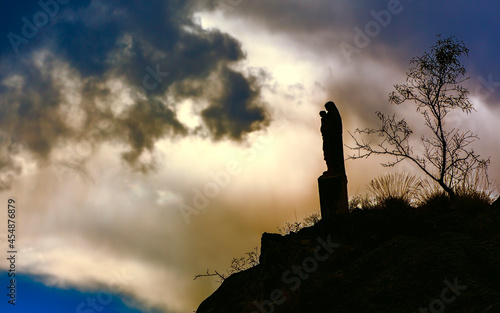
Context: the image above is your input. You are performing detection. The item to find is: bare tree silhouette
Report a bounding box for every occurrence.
[348,35,490,199]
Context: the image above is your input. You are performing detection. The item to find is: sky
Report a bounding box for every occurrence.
[0,0,499,312]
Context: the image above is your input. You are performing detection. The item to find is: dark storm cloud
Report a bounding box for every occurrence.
[0,55,73,191]
[0,59,68,161]
[0,0,269,185]
[117,99,187,173]
[202,68,269,140]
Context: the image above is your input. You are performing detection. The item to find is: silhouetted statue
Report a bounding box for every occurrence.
[318,101,348,217]
[320,101,346,176]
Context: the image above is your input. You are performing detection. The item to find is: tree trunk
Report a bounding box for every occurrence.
[438,181,455,200]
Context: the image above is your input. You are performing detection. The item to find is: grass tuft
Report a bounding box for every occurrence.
[367,172,423,207]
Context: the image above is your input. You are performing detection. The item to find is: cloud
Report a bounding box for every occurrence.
[199,0,500,106]
[0,0,270,185]
[116,99,187,172]
[202,67,269,140]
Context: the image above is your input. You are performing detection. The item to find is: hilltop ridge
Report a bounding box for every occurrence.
[197,199,500,313]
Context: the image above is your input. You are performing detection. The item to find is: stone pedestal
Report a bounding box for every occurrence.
[318,173,348,219]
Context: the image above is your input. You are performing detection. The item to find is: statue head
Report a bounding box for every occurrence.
[324,101,336,112]
[319,111,327,118]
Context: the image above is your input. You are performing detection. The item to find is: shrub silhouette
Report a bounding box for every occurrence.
[349,194,375,211]
[194,247,260,284]
[367,172,422,207]
[277,211,321,235]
